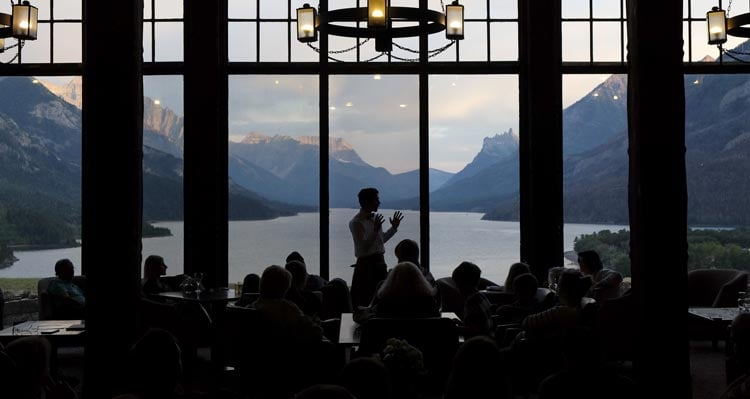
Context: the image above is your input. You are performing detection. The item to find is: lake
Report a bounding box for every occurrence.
[0,209,627,286]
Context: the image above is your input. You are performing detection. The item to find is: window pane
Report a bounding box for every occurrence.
[459,22,488,61]
[563,22,590,62]
[563,74,630,276]
[0,76,82,297]
[593,0,621,19]
[490,22,518,61]
[143,22,153,62]
[19,23,51,63]
[260,0,287,19]
[228,75,320,281]
[684,73,750,272]
[690,0,717,19]
[429,75,519,285]
[54,0,81,20]
[229,22,257,62]
[142,76,185,276]
[145,0,152,20]
[155,0,183,19]
[260,23,288,62]
[563,0,589,18]
[490,0,517,19]
[53,23,82,63]
[34,0,51,21]
[155,22,183,62]
[229,0,256,18]
[463,0,487,19]
[329,75,420,284]
[592,22,621,62]
[428,32,458,62]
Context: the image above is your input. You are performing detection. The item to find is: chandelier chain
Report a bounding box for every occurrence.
[4,40,22,64]
[307,39,455,63]
[728,0,733,16]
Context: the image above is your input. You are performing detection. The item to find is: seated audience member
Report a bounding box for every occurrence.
[523,269,592,336]
[251,265,323,344]
[285,260,323,317]
[339,356,393,399]
[452,261,493,337]
[547,266,565,292]
[503,262,531,293]
[355,261,439,323]
[538,328,635,399]
[578,250,623,301]
[123,328,183,399]
[495,273,542,325]
[444,336,510,399]
[141,255,171,296]
[286,250,352,317]
[234,272,261,307]
[394,238,436,286]
[287,251,327,291]
[48,258,85,318]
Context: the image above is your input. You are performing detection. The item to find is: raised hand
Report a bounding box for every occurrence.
[390,210,404,229]
[373,213,385,231]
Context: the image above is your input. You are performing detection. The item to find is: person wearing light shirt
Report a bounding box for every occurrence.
[349,187,404,308]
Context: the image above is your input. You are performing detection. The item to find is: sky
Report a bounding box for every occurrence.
[11,0,736,173]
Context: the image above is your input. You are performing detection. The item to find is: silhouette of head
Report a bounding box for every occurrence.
[394,239,419,266]
[557,269,592,306]
[358,187,380,212]
[339,356,393,399]
[128,328,182,398]
[577,250,603,275]
[285,260,309,290]
[54,258,75,281]
[513,273,539,304]
[452,261,482,294]
[286,251,306,265]
[260,265,292,300]
[143,255,167,279]
[377,262,435,299]
[504,262,531,292]
[445,336,509,399]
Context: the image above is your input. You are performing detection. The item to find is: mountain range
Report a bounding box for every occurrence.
[4,48,748,248]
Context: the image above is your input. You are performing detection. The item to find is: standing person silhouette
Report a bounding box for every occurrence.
[349,187,404,308]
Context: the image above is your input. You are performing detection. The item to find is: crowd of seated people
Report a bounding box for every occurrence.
[22,246,656,399]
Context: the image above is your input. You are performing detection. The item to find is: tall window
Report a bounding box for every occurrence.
[142,75,185,276]
[227,75,320,282]
[329,75,420,281]
[429,75,519,284]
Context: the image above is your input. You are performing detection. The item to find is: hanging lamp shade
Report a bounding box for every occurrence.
[445,1,464,40]
[297,3,317,43]
[12,1,38,40]
[707,7,727,45]
[368,0,388,29]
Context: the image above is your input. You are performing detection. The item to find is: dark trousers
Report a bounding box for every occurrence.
[350,253,387,308]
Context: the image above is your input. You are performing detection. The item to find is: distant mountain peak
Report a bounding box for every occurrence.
[481,129,519,156]
[238,131,354,152]
[39,77,82,109]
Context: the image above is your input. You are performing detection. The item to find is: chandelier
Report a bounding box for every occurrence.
[296,0,464,60]
[0,0,38,63]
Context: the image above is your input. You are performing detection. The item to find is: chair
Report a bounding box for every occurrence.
[37,276,86,320]
[137,297,213,353]
[595,292,635,363]
[358,316,460,394]
[688,269,749,308]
